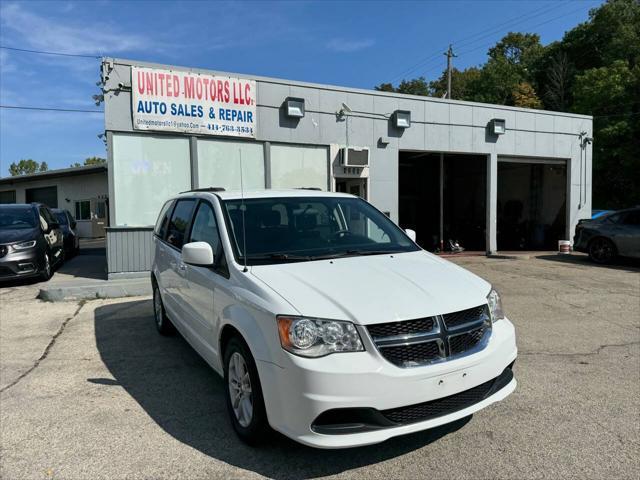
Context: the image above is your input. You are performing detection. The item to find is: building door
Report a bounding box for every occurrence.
[0,190,16,204]
[399,151,486,252]
[497,159,567,250]
[26,186,58,208]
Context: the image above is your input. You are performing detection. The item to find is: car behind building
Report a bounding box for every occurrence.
[574,207,640,263]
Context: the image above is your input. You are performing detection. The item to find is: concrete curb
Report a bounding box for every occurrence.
[487,253,531,260]
[38,280,151,302]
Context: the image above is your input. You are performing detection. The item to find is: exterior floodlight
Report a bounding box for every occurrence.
[284,97,305,118]
[392,110,411,129]
[489,118,506,135]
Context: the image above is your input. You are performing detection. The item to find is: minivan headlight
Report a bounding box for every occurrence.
[12,240,37,251]
[487,288,505,323]
[277,316,364,357]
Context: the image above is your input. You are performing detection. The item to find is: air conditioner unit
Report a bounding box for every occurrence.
[340,147,369,168]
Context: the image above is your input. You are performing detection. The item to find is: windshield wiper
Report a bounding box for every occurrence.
[243,253,312,261]
[310,250,396,260]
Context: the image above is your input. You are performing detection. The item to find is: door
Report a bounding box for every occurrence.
[616,209,640,257]
[162,199,197,320]
[181,200,228,363]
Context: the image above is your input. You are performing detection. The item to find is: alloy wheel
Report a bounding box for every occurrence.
[228,352,253,427]
[590,238,614,263]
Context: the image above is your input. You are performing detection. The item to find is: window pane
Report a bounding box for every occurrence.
[189,202,221,254]
[75,201,90,220]
[166,200,196,250]
[154,200,173,237]
[197,139,264,191]
[113,134,191,226]
[270,145,328,191]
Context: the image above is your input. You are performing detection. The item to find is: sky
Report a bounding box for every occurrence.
[0,0,604,176]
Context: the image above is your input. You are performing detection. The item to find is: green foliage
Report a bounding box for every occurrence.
[9,159,48,176]
[70,157,107,168]
[373,0,640,209]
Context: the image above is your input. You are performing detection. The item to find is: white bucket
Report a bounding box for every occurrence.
[558,240,571,254]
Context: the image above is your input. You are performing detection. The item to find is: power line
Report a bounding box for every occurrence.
[422,2,599,79]
[387,1,572,83]
[0,45,100,59]
[0,105,103,113]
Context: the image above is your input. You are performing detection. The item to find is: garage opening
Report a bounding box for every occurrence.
[399,152,486,252]
[497,160,567,250]
[26,186,58,208]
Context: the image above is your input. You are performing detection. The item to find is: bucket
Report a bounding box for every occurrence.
[558,240,571,254]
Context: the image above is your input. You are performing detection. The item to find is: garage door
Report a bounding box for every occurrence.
[26,186,58,208]
[497,158,566,250]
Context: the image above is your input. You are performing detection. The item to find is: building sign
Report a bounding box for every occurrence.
[131,66,256,138]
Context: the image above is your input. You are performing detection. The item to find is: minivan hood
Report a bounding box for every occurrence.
[0,227,39,244]
[250,251,491,325]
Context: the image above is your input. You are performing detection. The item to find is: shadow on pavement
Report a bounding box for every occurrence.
[536,253,640,273]
[94,299,470,479]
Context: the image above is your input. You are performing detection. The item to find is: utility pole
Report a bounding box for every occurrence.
[444,44,457,99]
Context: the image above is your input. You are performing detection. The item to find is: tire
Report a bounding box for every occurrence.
[588,237,617,264]
[152,281,175,335]
[223,336,270,445]
[40,252,52,281]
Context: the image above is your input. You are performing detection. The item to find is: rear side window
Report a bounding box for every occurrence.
[166,199,196,250]
[622,210,640,226]
[154,200,174,238]
[189,202,222,255]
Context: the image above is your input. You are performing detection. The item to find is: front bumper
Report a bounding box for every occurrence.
[257,318,517,448]
[0,249,41,280]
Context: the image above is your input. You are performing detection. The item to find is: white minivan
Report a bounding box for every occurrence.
[151,188,517,448]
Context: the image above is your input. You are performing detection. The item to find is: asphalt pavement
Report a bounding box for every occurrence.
[1,253,638,479]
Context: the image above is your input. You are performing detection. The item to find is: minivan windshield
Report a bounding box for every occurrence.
[0,207,37,230]
[222,196,419,265]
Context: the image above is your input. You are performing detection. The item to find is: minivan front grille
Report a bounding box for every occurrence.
[366,305,491,368]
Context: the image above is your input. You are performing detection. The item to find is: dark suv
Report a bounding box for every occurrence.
[0,203,64,282]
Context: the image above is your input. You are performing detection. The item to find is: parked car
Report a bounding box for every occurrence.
[0,203,64,281]
[574,207,640,264]
[52,208,80,258]
[591,209,613,220]
[151,189,517,448]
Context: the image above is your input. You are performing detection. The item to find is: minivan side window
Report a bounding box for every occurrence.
[166,200,196,250]
[154,200,174,239]
[189,202,222,256]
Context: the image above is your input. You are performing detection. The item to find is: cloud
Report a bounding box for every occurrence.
[326,38,375,53]
[0,3,147,55]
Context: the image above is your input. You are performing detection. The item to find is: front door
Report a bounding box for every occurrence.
[181,200,227,364]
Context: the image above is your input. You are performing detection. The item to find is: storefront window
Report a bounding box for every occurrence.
[112,134,191,226]
[197,139,264,191]
[270,144,328,191]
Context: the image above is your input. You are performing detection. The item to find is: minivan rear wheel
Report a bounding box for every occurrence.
[152,282,175,335]
[223,337,269,445]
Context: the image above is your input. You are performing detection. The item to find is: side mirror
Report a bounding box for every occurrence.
[71,220,77,229]
[405,228,417,242]
[182,242,214,266]
[45,221,60,233]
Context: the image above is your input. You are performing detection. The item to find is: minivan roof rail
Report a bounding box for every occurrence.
[295,187,322,191]
[180,187,226,193]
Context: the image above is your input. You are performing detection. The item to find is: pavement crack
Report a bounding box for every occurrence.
[520,340,640,358]
[0,300,86,394]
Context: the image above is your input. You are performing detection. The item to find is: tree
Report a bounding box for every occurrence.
[429,67,482,100]
[9,159,48,176]
[70,157,107,168]
[512,82,542,109]
[375,77,430,96]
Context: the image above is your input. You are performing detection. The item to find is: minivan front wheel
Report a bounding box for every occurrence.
[224,337,269,444]
[40,252,52,281]
[152,282,175,335]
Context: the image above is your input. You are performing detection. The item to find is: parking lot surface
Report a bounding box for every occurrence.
[1,254,639,479]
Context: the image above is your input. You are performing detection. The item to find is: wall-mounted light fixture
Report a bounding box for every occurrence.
[489,118,506,135]
[284,97,305,118]
[392,110,411,129]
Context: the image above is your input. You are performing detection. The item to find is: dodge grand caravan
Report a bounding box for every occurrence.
[151,189,517,448]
